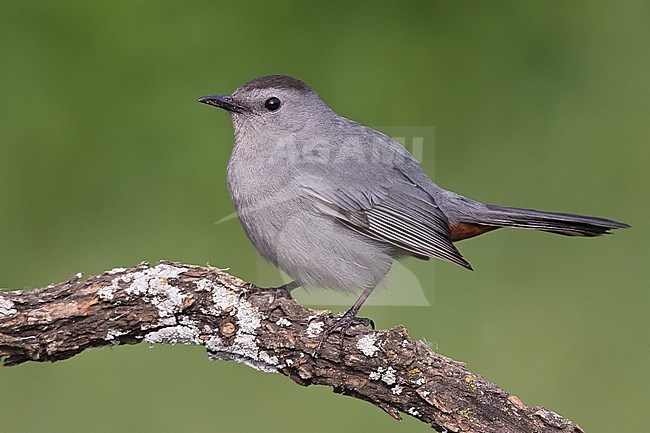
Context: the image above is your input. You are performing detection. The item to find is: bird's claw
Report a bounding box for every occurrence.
[314,311,375,355]
[238,281,298,300]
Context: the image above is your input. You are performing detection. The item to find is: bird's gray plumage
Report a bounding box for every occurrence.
[199,75,629,299]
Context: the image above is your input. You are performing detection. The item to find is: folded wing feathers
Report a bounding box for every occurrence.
[304,179,472,269]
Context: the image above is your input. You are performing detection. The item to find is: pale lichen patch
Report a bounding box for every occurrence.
[382,366,397,385]
[275,317,292,327]
[356,334,379,357]
[206,335,278,373]
[201,284,276,372]
[306,321,324,337]
[233,300,262,334]
[259,351,279,366]
[0,295,16,317]
[106,329,127,341]
[154,317,178,327]
[227,333,257,357]
[208,282,263,334]
[407,407,420,417]
[150,285,185,318]
[97,285,117,301]
[533,408,569,428]
[118,274,133,284]
[124,264,188,297]
[392,385,403,395]
[106,267,128,275]
[369,366,397,385]
[144,325,200,345]
[122,264,188,320]
[178,316,198,326]
[209,281,237,307]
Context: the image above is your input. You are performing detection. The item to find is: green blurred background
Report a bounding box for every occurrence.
[1,1,648,432]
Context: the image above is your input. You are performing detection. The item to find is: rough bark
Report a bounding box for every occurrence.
[0,261,583,433]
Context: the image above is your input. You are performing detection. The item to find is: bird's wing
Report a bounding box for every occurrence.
[300,167,472,270]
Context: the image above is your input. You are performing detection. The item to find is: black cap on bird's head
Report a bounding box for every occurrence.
[233,75,313,94]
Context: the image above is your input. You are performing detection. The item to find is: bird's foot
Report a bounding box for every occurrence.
[315,310,375,355]
[240,281,300,300]
[272,280,300,299]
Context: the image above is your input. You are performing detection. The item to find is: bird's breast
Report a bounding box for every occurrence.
[226,148,304,257]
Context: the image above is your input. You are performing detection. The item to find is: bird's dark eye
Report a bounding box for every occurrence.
[264,97,281,111]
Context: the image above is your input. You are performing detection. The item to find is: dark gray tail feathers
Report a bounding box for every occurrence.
[481,204,630,237]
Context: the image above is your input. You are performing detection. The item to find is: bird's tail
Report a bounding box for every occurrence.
[478,204,630,237]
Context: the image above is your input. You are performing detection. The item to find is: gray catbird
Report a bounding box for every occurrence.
[199,75,629,343]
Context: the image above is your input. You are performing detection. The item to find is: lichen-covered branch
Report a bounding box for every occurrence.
[0,261,583,433]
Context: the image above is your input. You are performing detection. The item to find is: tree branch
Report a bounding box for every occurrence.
[0,261,583,432]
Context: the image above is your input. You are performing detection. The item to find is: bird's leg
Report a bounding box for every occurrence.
[272,280,301,298]
[316,287,375,354]
[243,280,300,299]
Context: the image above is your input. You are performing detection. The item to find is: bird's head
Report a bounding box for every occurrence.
[199,75,333,140]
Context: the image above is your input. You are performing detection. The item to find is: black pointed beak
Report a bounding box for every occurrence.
[197,94,249,113]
